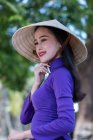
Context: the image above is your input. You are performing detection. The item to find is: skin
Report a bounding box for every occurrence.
[34,27,62,64]
[34,27,63,86]
[7,130,33,140]
[8,27,63,140]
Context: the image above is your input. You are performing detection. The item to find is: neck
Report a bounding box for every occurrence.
[48,55,62,65]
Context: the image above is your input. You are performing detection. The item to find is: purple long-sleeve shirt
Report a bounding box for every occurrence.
[20,57,75,140]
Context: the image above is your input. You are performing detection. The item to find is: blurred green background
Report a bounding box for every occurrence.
[0,0,93,139]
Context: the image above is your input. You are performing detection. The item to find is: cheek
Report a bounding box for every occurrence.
[42,39,61,54]
[45,43,59,53]
[44,42,51,50]
[44,41,57,50]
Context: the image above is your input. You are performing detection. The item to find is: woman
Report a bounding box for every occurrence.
[8,19,88,140]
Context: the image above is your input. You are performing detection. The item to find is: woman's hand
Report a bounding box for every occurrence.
[8,129,34,140]
[34,63,50,86]
[7,130,25,140]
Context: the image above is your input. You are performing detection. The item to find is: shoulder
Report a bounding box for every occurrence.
[50,67,74,97]
[52,67,73,82]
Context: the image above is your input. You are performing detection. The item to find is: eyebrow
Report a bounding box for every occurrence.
[34,35,48,42]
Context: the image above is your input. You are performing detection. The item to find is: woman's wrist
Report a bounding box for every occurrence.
[31,83,40,93]
[8,130,27,140]
[23,130,33,139]
[33,82,41,87]
[30,82,40,101]
[23,131,27,139]
[23,131,27,138]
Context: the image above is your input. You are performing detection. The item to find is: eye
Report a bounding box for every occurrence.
[41,38,47,42]
[34,42,38,46]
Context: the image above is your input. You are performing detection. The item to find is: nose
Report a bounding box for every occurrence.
[36,43,43,56]
[36,42,43,51]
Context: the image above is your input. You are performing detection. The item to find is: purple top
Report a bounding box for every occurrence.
[20,57,75,140]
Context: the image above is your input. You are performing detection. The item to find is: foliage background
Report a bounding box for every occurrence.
[0,0,93,139]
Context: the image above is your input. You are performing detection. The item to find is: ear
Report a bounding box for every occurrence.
[59,44,62,48]
[59,45,63,53]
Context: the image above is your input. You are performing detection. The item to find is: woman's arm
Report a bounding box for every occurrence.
[24,130,34,139]
[31,68,75,140]
[20,91,35,125]
[20,83,40,125]
[8,129,34,140]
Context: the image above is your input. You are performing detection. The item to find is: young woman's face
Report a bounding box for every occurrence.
[34,27,62,64]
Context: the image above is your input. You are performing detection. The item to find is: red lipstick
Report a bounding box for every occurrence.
[38,51,46,57]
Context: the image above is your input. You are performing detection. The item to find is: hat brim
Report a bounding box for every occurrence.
[12,19,88,65]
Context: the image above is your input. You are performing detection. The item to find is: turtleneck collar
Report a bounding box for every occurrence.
[49,57,65,73]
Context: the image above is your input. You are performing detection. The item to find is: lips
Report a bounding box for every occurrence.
[38,51,46,57]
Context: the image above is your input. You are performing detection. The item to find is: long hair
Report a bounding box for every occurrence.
[34,26,86,102]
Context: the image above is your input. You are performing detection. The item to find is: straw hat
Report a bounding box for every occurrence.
[12,19,88,65]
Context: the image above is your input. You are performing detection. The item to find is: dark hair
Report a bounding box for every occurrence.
[34,26,86,102]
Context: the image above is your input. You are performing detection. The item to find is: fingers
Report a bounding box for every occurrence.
[37,63,50,74]
[40,66,50,74]
[39,68,48,74]
[39,63,50,68]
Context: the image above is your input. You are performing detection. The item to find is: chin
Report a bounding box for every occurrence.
[40,58,50,63]
[40,57,55,64]
[40,60,48,63]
